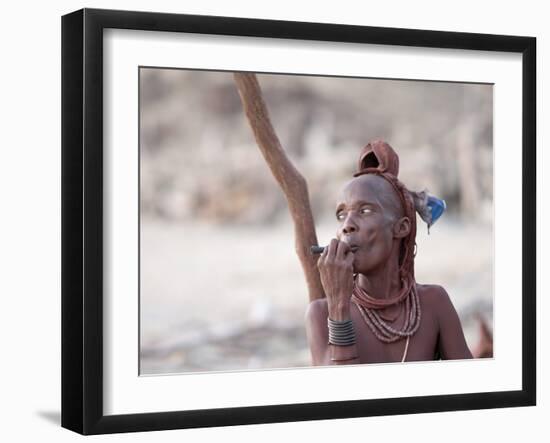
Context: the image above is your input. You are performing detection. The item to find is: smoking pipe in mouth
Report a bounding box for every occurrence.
[310,245,325,254]
[310,244,358,255]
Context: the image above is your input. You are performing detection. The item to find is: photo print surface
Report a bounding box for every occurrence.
[139,68,493,375]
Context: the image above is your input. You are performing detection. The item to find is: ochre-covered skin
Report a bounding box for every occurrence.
[306,142,473,365]
[306,283,472,365]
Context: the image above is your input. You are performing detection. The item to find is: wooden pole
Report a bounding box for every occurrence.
[233,72,325,302]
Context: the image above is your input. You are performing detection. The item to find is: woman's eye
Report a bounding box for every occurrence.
[336,212,345,221]
[361,207,372,214]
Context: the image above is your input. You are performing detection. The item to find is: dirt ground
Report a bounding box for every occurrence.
[140,216,493,375]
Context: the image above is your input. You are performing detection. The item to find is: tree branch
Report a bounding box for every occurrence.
[233,72,325,302]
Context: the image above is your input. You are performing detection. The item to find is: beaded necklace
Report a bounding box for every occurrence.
[351,278,421,344]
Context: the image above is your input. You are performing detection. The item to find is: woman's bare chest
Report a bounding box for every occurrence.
[349,301,439,363]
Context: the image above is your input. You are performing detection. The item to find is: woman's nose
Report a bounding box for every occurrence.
[342,215,358,234]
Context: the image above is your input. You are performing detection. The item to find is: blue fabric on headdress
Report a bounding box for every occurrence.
[426,195,446,227]
[412,190,446,234]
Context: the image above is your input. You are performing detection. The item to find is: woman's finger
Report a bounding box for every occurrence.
[344,250,355,267]
[335,240,351,261]
[317,243,328,267]
[327,238,338,261]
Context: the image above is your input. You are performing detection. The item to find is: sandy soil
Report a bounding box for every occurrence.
[140,217,493,374]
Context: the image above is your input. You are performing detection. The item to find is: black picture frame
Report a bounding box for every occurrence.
[61,8,536,435]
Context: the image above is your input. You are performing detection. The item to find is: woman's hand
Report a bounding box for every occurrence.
[317,238,355,320]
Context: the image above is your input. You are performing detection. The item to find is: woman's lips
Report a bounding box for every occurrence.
[349,245,360,253]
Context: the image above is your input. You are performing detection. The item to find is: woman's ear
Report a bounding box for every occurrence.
[393,216,411,238]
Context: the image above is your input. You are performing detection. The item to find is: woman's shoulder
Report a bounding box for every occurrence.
[304,297,328,320]
[416,283,449,297]
[415,282,454,312]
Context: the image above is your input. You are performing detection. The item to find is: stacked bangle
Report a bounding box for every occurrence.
[327,318,356,346]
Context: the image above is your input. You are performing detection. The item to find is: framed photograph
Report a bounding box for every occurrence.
[61,8,536,435]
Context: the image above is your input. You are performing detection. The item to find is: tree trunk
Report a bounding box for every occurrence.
[233,72,325,302]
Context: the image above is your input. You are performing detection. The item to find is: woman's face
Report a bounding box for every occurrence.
[335,174,406,274]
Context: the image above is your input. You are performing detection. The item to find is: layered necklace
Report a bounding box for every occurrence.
[351,276,421,345]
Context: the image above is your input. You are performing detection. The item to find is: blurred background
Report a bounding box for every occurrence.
[139,68,493,375]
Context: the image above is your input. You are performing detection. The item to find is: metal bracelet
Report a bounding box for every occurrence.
[327,318,356,346]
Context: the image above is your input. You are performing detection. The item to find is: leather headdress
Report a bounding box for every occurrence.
[353,140,417,279]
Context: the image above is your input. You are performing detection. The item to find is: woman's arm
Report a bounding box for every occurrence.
[434,286,473,359]
[305,239,361,365]
[305,298,361,365]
